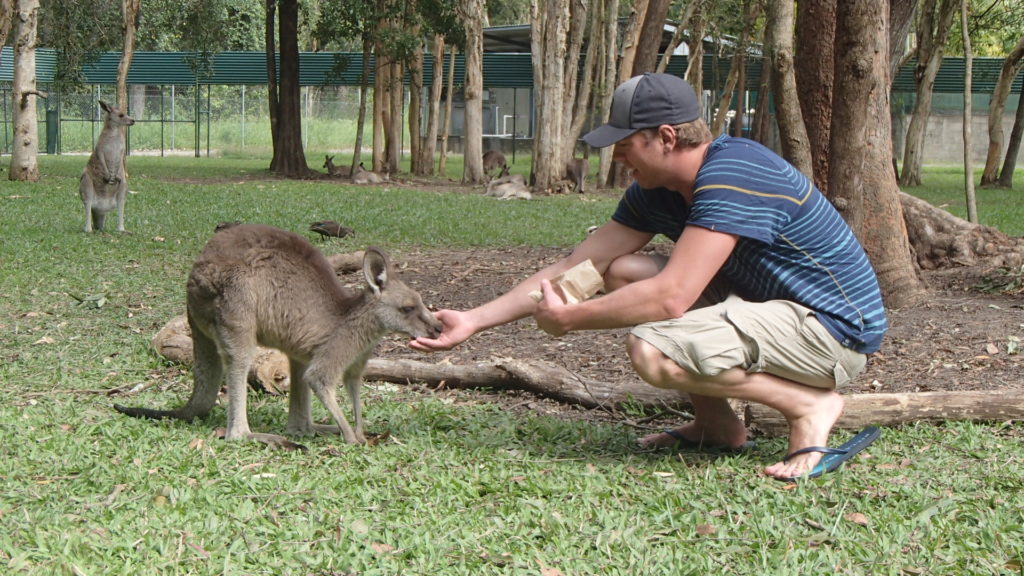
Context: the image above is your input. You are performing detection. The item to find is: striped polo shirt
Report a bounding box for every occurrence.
[611,135,888,354]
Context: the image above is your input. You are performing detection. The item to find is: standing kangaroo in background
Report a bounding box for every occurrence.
[565,158,588,193]
[80,101,135,232]
[114,224,442,449]
[482,150,507,178]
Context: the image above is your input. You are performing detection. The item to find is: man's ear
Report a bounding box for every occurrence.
[658,125,677,150]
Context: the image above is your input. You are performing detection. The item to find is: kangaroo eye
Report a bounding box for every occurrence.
[400,306,415,314]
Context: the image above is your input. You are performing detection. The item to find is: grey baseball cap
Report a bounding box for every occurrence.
[582,73,701,148]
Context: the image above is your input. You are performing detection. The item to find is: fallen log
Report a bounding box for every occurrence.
[743,390,1024,436]
[364,357,687,410]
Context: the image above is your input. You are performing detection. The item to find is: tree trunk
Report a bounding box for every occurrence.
[372,50,387,172]
[530,0,569,193]
[710,2,760,137]
[264,0,279,159]
[631,0,669,75]
[899,0,957,187]
[352,33,372,173]
[386,58,403,174]
[461,0,485,184]
[420,34,444,177]
[831,0,926,307]
[795,0,836,194]
[117,0,140,110]
[562,0,590,172]
[438,47,456,177]
[408,33,425,176]
[595,0,619,189]
[684,2,705,96]
[656,0,696,74]
[270,0,308,177]
[0,0,13,50]
[960,1,977,224]
[997,79,1024,189]
[10,0,40,182]
[980,34,1024,187]
[765,0,812,178]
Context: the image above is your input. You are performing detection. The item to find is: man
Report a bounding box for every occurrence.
[411,73,888,481]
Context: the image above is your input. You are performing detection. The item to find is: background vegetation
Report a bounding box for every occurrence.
[0,156,1021,574]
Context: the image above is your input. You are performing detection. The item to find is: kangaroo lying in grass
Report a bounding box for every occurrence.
[114,224,442,449]
[322,155,352,177]
[352,162,388,185]
[80,101,135,232]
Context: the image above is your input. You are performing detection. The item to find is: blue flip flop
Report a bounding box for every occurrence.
[776,426,882,482]
[652,428,756,454]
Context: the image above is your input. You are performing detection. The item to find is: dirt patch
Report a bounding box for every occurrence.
[362,245,1023,410]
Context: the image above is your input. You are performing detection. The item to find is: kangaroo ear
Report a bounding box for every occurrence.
[99,101,111,113]
[363,247,390,296]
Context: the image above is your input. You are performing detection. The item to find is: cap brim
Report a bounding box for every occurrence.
[582,124,639,148]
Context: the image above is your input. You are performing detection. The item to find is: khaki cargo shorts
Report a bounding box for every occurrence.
[630,286,867,389]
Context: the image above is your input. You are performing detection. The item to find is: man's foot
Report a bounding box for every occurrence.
[637,422,749,451]
[763,392,845,480]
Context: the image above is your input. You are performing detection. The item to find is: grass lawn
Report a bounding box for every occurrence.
[0,155,1021,575]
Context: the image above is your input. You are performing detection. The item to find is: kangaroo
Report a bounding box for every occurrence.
[79,101,135,232]
[352,162,387,185]
[482,150,507,178]
[566,158,588,193]
[323,155,352,178]
[484,173,532,200]
[114,224,442,449]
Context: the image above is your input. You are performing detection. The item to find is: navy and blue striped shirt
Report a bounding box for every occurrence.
[611,135,888,354]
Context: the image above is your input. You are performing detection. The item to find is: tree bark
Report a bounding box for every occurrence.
[960,0,977,224]
[264,0,279,160]
[595,0,619,189]
[795,0,836,194]
[980,34,1024,187]
[899,0,958,187]
[10,0,40,182]
[530,0,570,193]
[710,2,760,137]
[407,26,424,175]
[630,0,670,75]
[744,391,1024,436]
[420,34,445,177]
[831,0,926,307]
[0,0,13,50]
[461,0,486,184]
[997,78,1024,189]
[765,0,812,178]
[269,0,309,177]
[117,0,140,110]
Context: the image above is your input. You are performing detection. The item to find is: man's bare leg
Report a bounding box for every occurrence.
[637,394,747,449]
[628,335,845,479]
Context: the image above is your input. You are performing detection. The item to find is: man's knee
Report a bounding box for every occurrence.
[627,334,683,389]
[604,254,665,292]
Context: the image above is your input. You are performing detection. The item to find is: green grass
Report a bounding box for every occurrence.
[1,157,1022,575]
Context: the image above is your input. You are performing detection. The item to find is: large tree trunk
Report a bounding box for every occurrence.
[269,0,309,177]
[438,47,456,177]
[407,33,425,176]
[980,34,1024,187]
[830,0,926,307]
[899,0,958,187]
[794,0,836,194]
[10,0,40,182]
[630,0,669,75]
[561,0,590,174]
[765,0,812,178]
[529,0,570,193]
[461,0,485,184]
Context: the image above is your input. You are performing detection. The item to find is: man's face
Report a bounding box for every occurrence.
[611,129,661,187]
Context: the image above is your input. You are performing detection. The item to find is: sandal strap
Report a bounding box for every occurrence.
[783,445,848,462]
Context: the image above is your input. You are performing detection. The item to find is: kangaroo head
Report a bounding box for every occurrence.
[362,247,442,340]
[99,100,136,127]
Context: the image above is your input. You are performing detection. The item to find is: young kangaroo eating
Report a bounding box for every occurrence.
[114,224,442,448]
[80,100,135,232]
